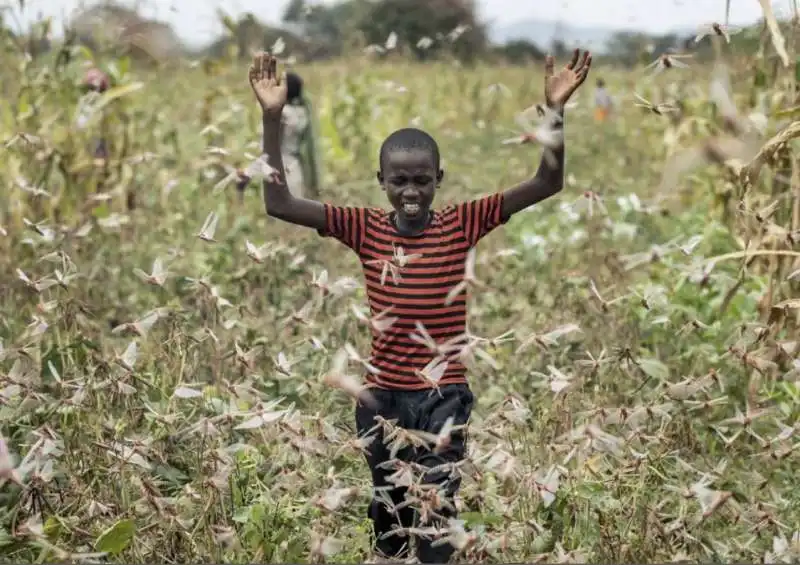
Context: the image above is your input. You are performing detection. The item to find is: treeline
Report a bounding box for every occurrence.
[2,0,789,67]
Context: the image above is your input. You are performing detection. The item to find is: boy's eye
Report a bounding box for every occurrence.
[388,174,432,187]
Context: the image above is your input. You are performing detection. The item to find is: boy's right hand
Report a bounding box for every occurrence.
[249,52,287,118]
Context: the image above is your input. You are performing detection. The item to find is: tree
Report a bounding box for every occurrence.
[204,12,310,61]
[281,0,372,58]
[356,0,488,63]
[493,39,545,65]
[282,0,307,23]
[68,3,183,64]
[605,31,649,67]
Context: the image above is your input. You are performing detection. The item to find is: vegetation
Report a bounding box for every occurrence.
[1,2,800,564]
[4,0,788,67]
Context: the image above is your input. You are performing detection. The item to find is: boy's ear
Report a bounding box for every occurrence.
[436,169,444,185]
[377,171,384,188]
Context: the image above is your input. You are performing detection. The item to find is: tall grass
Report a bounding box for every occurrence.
[0,22,799,564]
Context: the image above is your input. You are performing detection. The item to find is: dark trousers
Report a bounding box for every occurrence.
[355,383,474,564]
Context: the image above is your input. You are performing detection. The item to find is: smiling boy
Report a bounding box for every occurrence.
[249,50,591,563]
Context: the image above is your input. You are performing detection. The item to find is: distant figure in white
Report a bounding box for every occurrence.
[238,71,321,199]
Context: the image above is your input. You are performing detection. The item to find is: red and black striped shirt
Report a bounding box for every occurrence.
[318,193,508,390]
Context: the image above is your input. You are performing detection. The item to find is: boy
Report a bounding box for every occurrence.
[248,49,591,563]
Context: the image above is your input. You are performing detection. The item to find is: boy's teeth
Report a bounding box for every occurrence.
[403,203,419,213]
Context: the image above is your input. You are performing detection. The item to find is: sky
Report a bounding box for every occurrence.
[8,0,797,48]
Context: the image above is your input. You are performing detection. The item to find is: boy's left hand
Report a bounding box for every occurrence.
[544,48,592,108]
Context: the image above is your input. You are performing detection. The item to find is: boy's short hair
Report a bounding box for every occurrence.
[379,128,441,171]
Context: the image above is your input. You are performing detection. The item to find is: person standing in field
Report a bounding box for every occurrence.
[593,77,613,122]
[247,50,591,563]
[237,70,321,200]
[79,66,137,207]
[80,67,111,161]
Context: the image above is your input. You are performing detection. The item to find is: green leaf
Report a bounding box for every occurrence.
[754,67,767,89]
[795,55,800,84]
[91,202,110,219]
[775,105,800,119]
[217,8,238,34]
[232,506,251,524]
[531,530,555,553]
[637,357,669,381]
[43,516,64,539]
[95,82,144,110]
[459,511,503,527]
[95,518,136,555]
[117,57,131,80]
[0,526,14,548]
[153,464,190,486]
[74,45,95,64]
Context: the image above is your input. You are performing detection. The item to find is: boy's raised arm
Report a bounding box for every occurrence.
[501,49,592,220]
[250,52,326,231]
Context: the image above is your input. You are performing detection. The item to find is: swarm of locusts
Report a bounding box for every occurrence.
[1,3,800,563]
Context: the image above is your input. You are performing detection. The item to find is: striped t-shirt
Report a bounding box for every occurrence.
[318,192,507,390]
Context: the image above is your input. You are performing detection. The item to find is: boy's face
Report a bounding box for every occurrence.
[378,148,443,223]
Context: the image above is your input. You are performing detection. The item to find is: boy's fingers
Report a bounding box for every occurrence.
[580,53,589,73]
[575,51,590,73]
[582,56,593,76]
[567,48,579,69]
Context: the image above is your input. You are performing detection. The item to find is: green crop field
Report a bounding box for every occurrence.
[1,24,799,564]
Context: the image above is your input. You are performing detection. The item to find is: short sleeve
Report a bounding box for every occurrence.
[456,192,508,247]
[316,204,368,254]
